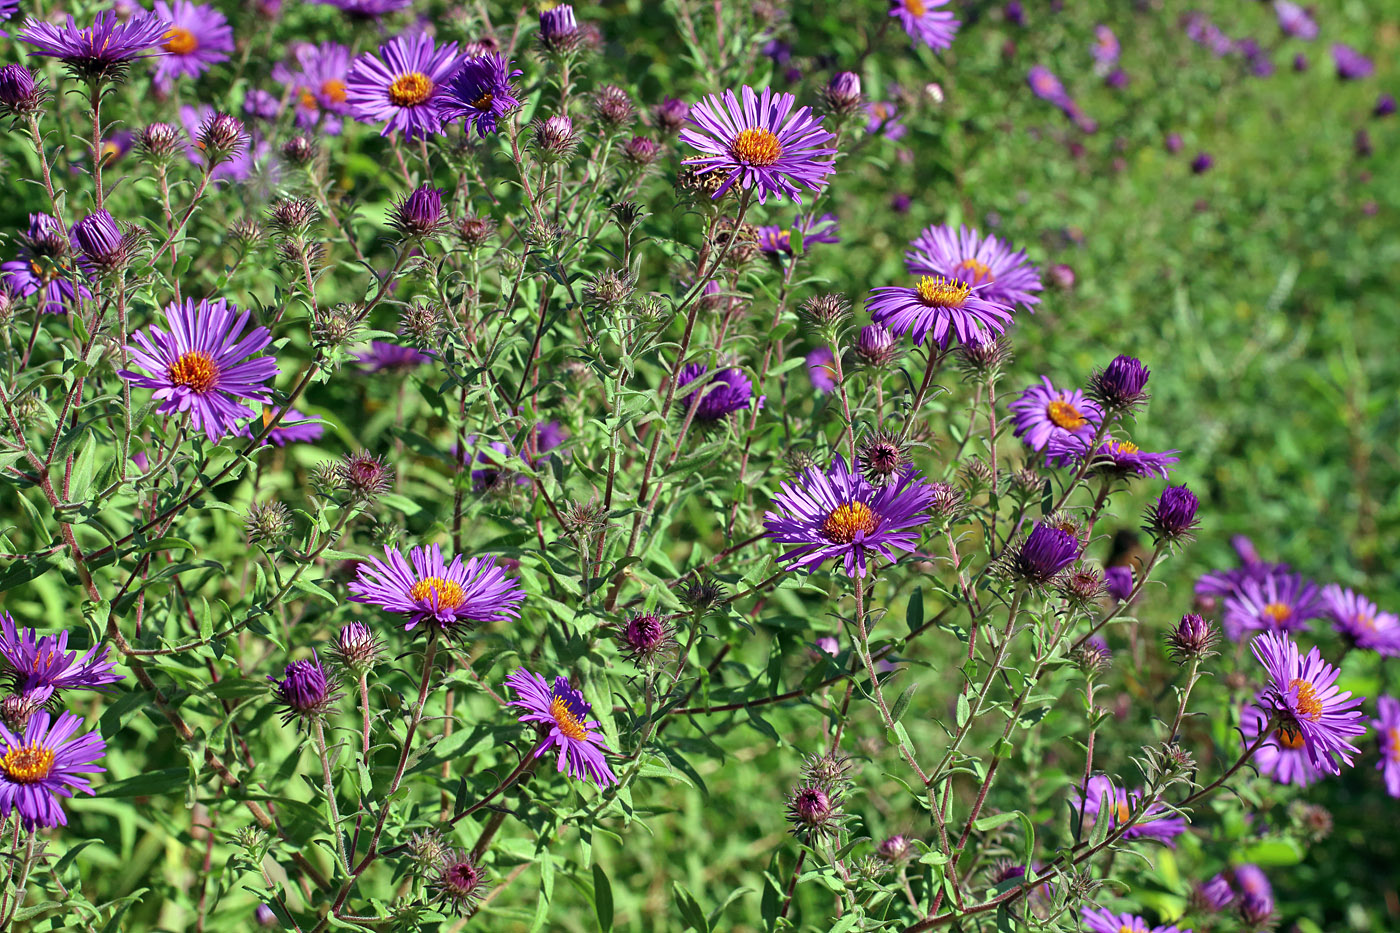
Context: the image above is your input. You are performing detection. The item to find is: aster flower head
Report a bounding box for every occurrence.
[327,622,383,677]
[152,1,232,85]
[119,298,278,441]
[764,455,935,578]
[889,0,959,51]
[389,184,446,238]
[0,710,106,828]
[532,114,580,160]
[653,96,689,133]
[538,4,580,53]
[1027,66,1071,108]
[680,85,837,205]
[1088,354,1150,412]
[73,210,143,274]
[317,0,412,17]
[1009,377,1101,452]
[1077,775,1186,846]
[347,34,462,139]
[356,341,431,372]
[269,652,339,725]
[613,612,676,668]
[1273,1,1317,39]
[1092,25,1120,67]
[855,324,899,368]
[1080,907,1185,933]
[0,614,122,704]
[1241,704,1322,787]
[906,225,1043,311]
[18,11,170,81]
[676,364,759,423]
[864,100,906,140]
[434,849,491,916]
[868,276,1013,348]
[1222,573,1323,640]
[0,65,44,115]
[1104,566,1133,602]
[1374,696,1400,797]
[1146,483,1200,543]
[1331,43,1373,80]
[439,53,523,138]
[1166,613,1218,664]
[278,42,352,131]
[1045,433,1178,480]
[757,213,840,255]
[505,668,616,786]
[1,213,93,316]
[805,347,836,393]
[349,545,523,635]
[1192,874,1236,912]
[1250,630,1366,775]
[1190,152,1213,174]
[241,407,324,447]
[1005,522,1080,587]
[1321,585,1400,656]
[787,781,843,840]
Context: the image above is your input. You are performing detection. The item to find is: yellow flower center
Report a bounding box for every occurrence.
[1289,678,1322,721]
[914,275,971,308]
[1262,602,1292,626]
[904,0,927,16]
[731,127,783,166]
[388,72,434,107]
[168,351,218,393]
[1274,727,1306,750]
[409,576,466,609]
[1357,614,1376,631]
[1047,399,1086,430]
[0,743,55,784]
[955,258,995,285]
[470,91,495,111]
[549,694,588,741]
[321,79,347,103]
[163,26,199,56]
[821,502,879,544]
[1110,440,1139,455]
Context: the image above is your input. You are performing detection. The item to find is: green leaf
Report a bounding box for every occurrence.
[673,882,709,933]
[906,587,924,633]
[592,863,614,933]
[890,682,918,723]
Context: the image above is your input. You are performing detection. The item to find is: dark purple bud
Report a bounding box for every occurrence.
[1238,891,1275,929]
[1375,93,1397,119]
[1190,152,1213,174]
[1146,483,1200,541]
[434,850,490,915]
[622,135,659,165]
[876,834,912,862]
[538,4,581,53]
[616,612,674,667]
[1088,354,1151,410]
[787,784,838,837]
[1103,566,1133,602]
[652,96,689,134]
[1004,1,1024,26]
[891,192,912,213]
[1165,613,1218,664]
[1010,523,1081,585]
[825,71,863,115]
[268,197,319,236]
[281,133,317,166]
[0,693,44,731]
[1105,68,1128,88]
[1190,873,1235,912]
[857,432,910,487]
[73,209,129,271]
[269,653,333,720]
[854,324,898,367]
[390,184,445,237]
[197,111,247,164]
[0,64,43,114]
[336,450,393,501]
[456,215,496,248]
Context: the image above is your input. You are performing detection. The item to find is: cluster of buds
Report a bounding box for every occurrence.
[196,111,247,167]
[786,751,854,842]
[311,303,363,351]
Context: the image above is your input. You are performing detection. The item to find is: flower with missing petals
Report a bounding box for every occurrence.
[1044,433,1178,480]
[1075,774,1186,846]
[1250,630,1366,775]
[757,213,839,255]
[119,298,278,441]
[868,276,1013,348]
[1331,43,1373,80]
[680,85,837,204]
[434,849,491,916]
[346,34,461,138]
[439,53,523,138]
[505,668,616,786]
[349,545,523,634]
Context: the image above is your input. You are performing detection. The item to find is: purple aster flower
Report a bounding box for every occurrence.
[1331,43,1373,80]
[439,53,523,138]
[868,276,1013,348]
[1250,630,1366,775]
[1195,536,1290,598]
[1088,354,1150,410]
[0,213,93,315]
[0,710,105,828]
[356,340,432,372]
[1375,695,1400,797]
[889,0,959,51]
[1027,66,1071,108]
[906,224,1043,311]
[1321,585,1400,656]
[1009,377,1101,452]
[855,324,898,367]
[676,364,759,422]
[1104,566,1133,602]
[1076,774,1187,846]
[1190,152,1213,174]
[1146,484,1200,542]
[764,454,936,577]
[864,100,907,140]
[346,33,461,139]
[1194,874,1235,912]
[1241,703,1323,787]
[505,668,616,787]
[151,1,232,84]
[316,0,413,17]
[0,65,43,115]
[1165,132,1183,153]
[348,544,523,635]
[1232,864,1272,905]
[1092,25,1120,68]
[268,652,337,724]
[242,89,281,123]
[0,614,121,704]
[1222,573,1323,640]
[277,42,351,131]
[119,298,278,441]
[680,85,837,205]
[814,636,840,657]
[805,347,836,393]
[1274,1,1317,39]
[538,4,579,52]
[1045,433,1178,479]
[756,213,840,254]
[1080,907,1185,933]
[1007,522,1081,585]
[1375,93,1397,118]
[240,408,325,446]
[17,11,169,80]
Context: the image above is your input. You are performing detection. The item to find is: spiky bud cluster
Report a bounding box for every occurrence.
[584,269,634,311]
[799,293,852,334]
[592,84,635,129]
[608,199,647,231]
[1070,638,1112,676]
[400,301,446,347]
[311,303,362,350]
[268,197,320,237]
[1165,613,1218,664]
[73,210,144,274]
[245,500,293,545]
[876,834,913,864]
[857,431,910,487]
[230,218,264,249]
[713,217,758,266]
[959,458,995,495]
[197,111,247,165]
[676,576,725,614]
[785,447,817,477]
[336,451,393,502]
[926,482,966,526]
[1060,566,1107,609]
[613,612,676,668]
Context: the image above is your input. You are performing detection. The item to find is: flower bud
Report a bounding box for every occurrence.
[787,783,841,840]
[876,834,912,863]
[1165,613,1218,664]
[328,622,383,676]
[400,301,445,347]
[311,303,362,349]
[823,71,863,115]
[538,4,581,53]
[584,269,634,311]
[927,481,966,526]
[614,612,675,668]
[456,215,495,249]
[245,500,293,545]
[608,199,646,231]
[1088,354,1150,412]
[0,65,44,115]
[955,332,1012,379]
[268,197,320,237]
[592,84,635,129]
[622,135,660,166]
[434,849,490,917]
[73,209,132,273]
[197,111,247,164]
[857,431,909,487]
[336,450,393,501]
[1145,483,1200,543]
[854,324,898,367]
[0,693,43,731]
[389,184,446,238]
[281,133,317,167]
[676,576,725,613]
[530,114,579,161]
[139,122,182,162]
[652,97,689,133]
[269,652,336,724]
[1006,523,1081,586]
[799,293,851,332]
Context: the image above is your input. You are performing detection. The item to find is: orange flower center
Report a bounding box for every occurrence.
[1047,399,1086,430]
[1113,800,1130,822]
[821,502,879,544]
[1273,727,1306,750]
[409,576,466,609]
[168,351,219,393]
[549,694,588,741]
[1289,678,1322,721]
[163,26,199,55]
[1389,727,1400,762]
[1356,614,1376,631]
[470,91,495,110]
[914,275,971,308]
[1262,602,1292,626]
[0,743,55,784]
[904,0,927,16]
[955,258,995,285]
[388,72,434,107]
[321,79,347,103]
[731,127,783,166]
